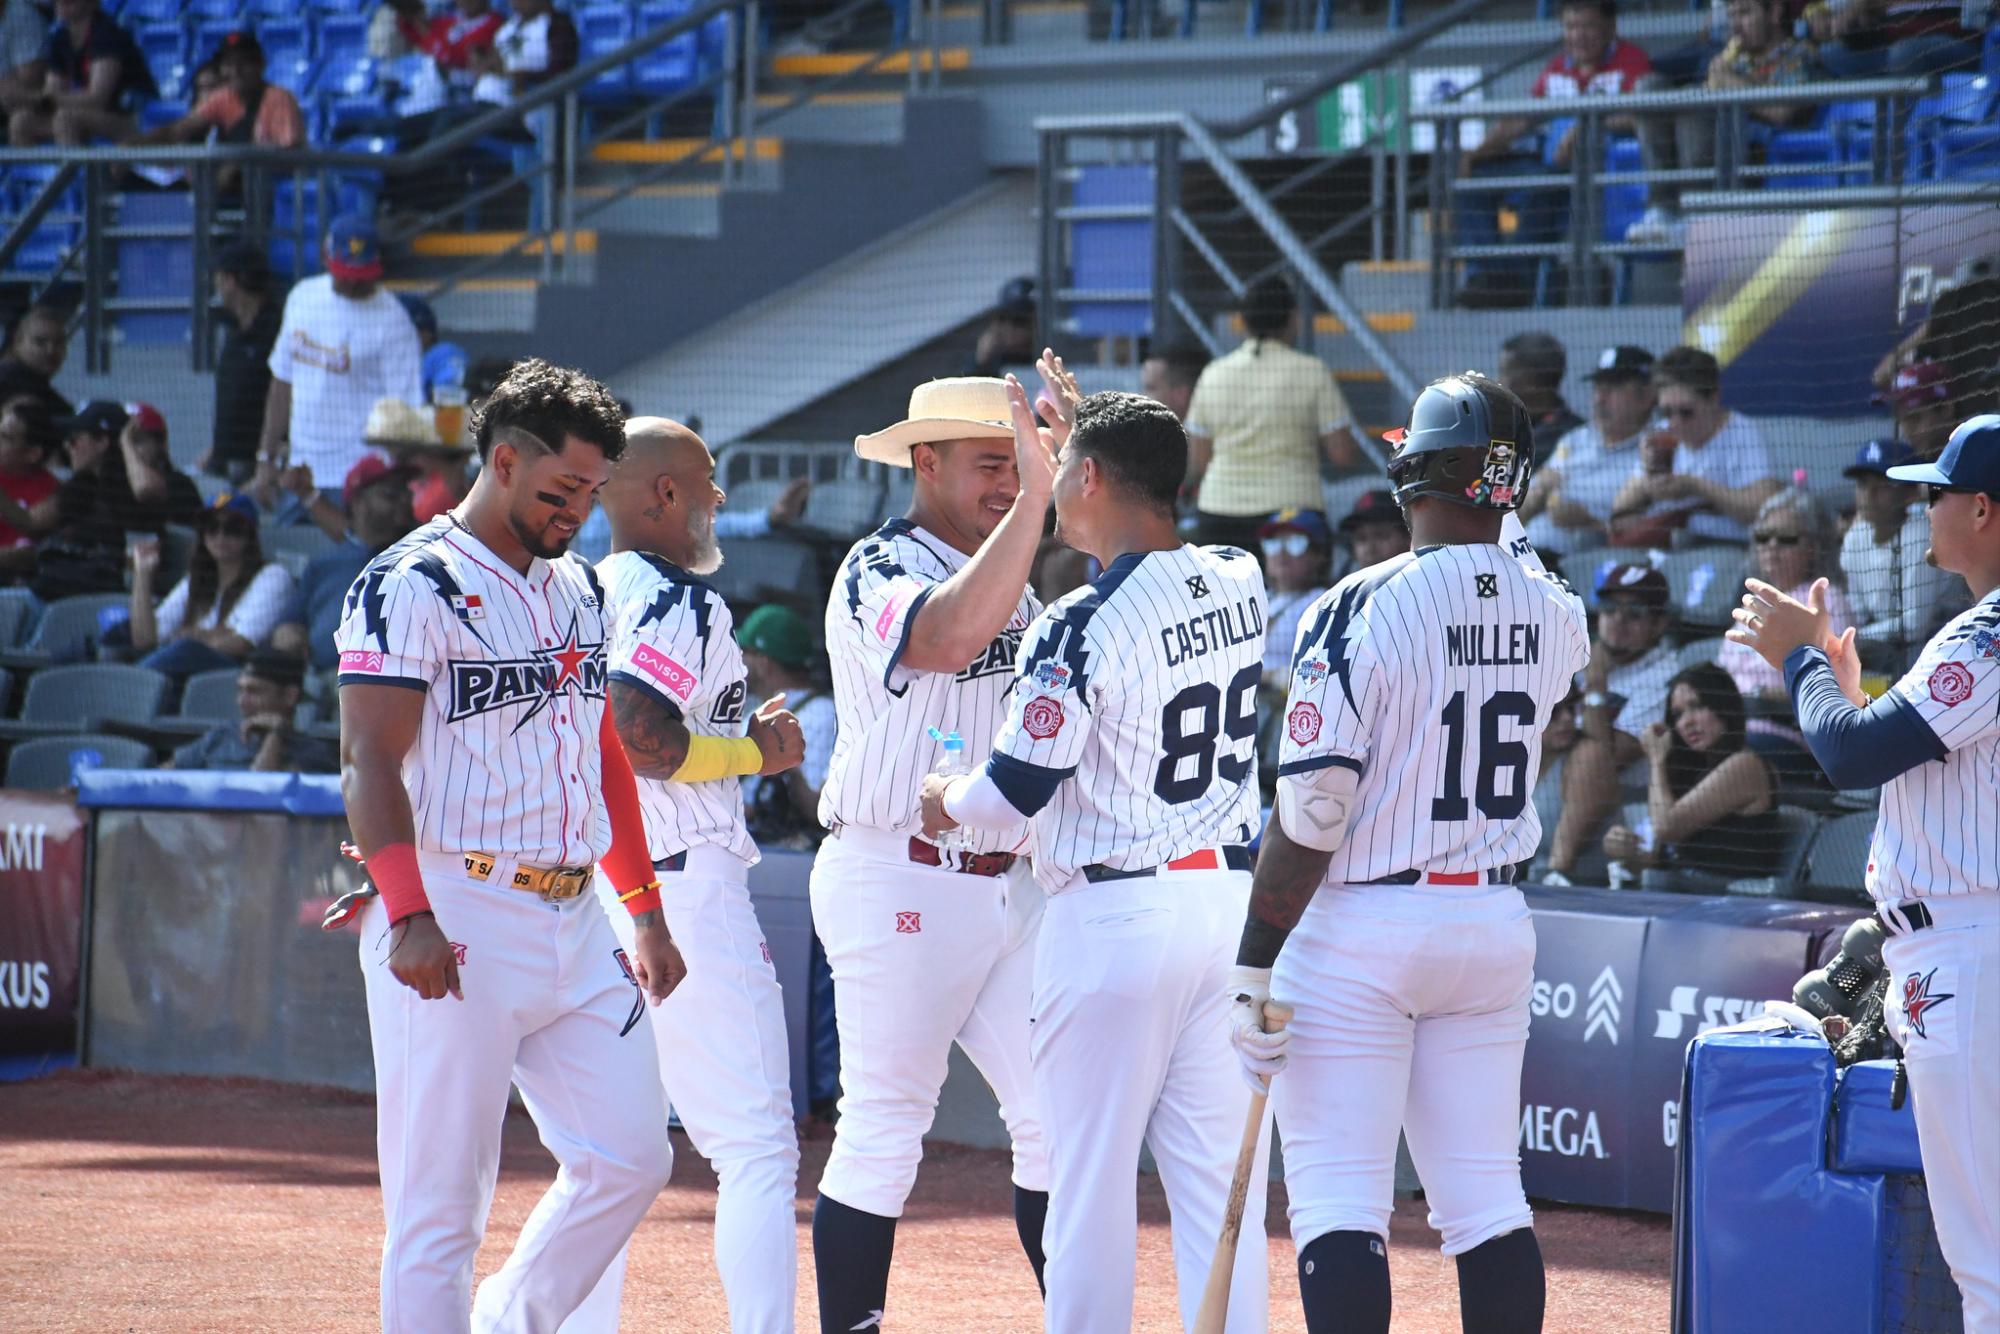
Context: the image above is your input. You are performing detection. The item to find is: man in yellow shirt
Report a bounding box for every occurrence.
[1184,276,1361,550]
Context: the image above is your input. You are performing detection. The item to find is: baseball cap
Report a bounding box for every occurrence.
[343,453,421,507]
[217,29,263,60]
[736,604,815,671]
[1259,507,1331,545]
[1584,346,1655,382]
[57,400,166,439]
[1887,413,2000,495]
[1841,438,1918,479]
[397,293,438,341]
[1594,561,1669,609]
[202,490,259,526]
[324,213,383,282]
[1879,361,1951,410]
[995,276,1035,319]
[243,646,305,691]
[1337,490,1407,534]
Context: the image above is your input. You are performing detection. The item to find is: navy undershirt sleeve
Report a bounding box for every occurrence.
[986,751,1073,819]
[1783,646,1947,790]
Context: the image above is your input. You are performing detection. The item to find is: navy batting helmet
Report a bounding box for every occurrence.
[1382,372,1535,512]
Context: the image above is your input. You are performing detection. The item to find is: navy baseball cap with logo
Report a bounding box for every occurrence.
[1842,438,1918,479]
[1595,561,1669,609]
[324,212,383,282]
[1259,506,1332,546]
[1584,345,1655,382]
[1888,414,2000,495]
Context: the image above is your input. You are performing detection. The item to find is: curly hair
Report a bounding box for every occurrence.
[471,357,626,462]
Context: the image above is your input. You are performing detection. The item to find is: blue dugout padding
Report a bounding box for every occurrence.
[1674,1029,1962,1333]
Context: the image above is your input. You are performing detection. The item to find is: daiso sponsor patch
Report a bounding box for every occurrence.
[875,592,908,644]
[340,649,385,673]
[632,643,698,700]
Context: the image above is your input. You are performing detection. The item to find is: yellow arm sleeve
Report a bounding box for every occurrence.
[669,734,765,783]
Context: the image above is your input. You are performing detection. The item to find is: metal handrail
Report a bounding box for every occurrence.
[1408,76,1934,121]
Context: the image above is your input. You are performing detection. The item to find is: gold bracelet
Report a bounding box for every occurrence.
[617,879,661,904]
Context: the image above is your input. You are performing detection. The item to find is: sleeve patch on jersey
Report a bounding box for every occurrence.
[1287,702,1322,745]
[340,649,385,673]
[1031,659,1072,692]
[875,590,910,644]
[631,643,699,702]
[1295,656,1329,688]
[1021,696,1065,740]
[1927,661,1974,707]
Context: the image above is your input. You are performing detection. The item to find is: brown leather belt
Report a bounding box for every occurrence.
[907,837,1015,878]
[462,851,593,901]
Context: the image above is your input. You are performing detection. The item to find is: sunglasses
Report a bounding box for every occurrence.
[1751,530,1804,546]
[1262,533,1313,560]
[1926,484,1977,506]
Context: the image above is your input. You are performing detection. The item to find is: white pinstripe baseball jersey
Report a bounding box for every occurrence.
[334,515,613,865]
[820,518,1040,851]
[988,544,1267,894]
[598,550,757,866]
[1278,540,1589,883]
[268,275,426,487]
[1869,589,2000,901]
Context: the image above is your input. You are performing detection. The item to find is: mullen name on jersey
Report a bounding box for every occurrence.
[1444,622,1544,668]
[446,628,608,726]
[1160,597,1265,668]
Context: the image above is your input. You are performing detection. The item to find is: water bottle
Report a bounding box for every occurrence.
[927,726,970,850]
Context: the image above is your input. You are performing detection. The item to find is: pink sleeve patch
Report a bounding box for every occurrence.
[631,643,698,701]
[340,649,385,673]
[875,591,908,644]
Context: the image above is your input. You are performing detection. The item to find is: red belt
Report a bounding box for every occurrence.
[907,837,1015,878]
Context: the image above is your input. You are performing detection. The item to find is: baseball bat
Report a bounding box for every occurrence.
[1192,1000,1293,1334]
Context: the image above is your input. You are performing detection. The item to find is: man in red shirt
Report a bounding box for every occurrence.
[397,0,503,74]
[0,395,63,577]
[1454,0,1651,305]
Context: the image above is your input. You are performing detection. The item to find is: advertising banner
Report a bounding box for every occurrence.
[0,791,88,1055]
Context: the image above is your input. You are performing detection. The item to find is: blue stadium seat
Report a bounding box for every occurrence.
[138,97,187,131]
[1909,74,1999,181]
[1,166,81,277]
[122,0,186,23]
[136,22,190,102]
[633,0,702,95]
[1985,24,2000,77]
[191,20,243,68]
[579,4,635,103]
[324,93,389,136]
[1600,134,1645,242]
[318,13,370,66]
[186,0,246,20]
[308,0,371,13]
[258,18,313,95]
[249,0,299,17]
[115,193,195,345]
[1068,164,1154,337]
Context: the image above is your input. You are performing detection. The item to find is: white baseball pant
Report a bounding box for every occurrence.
[362,856,674,1334]
[809,826,1048,1217]
[1270,881,1536,1257]
[1882,892,2000,1334]
[563,850,801,1334]
[1032,866,1271,1334]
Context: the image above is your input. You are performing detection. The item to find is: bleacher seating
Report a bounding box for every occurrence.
[20,595,129,663]
[175,669,245,725]
[0,665,172,743]
[5,735,156,789]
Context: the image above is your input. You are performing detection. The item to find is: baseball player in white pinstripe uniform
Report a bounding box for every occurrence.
[921,386,1274,1334]
[811,369,1069,1332]
[562,418,806,1334]
[335,360,681,1334]
[1228,374,1587,1334]
[1732,413,2000,1333]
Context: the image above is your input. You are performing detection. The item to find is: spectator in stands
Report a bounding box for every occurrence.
[0,396,62,578]
[1840,437,1962,668]
[1499,330,1585,450]
[1455,0,1650,305]
[1721,488,1851,782]
[739,604,836,850]
[128,491,295,680]
[1874,256,2000,406]
[369,0,419,61]
[1183,276,1360,549]
[2,0,155,147]
[397,295,468,410]
[271,455,419,671]
[1628,0,1818,245]
[967,277,1040,378]
[1259,508,1332,690]
[203,243,283,486]
[1140,340,1210,424]
[1527,685,1583,880]
[0,302,73,419]
[469,0,577,112]
[399,0,503,86]
[260,214,425,494]
[1544,561,1680,885]
[165,647,338,773]
[1881,359,1961,458]
[0,0,49,120]
[139,32,304,196]
[33,401,203,601]
[1334,487,1410,578]
[1609,346,1778,545]
[1519,345,1656,556]
[1807,0,1984,76]
[1601,663,1779,884]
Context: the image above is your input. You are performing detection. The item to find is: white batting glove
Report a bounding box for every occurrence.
[1226,964,1289,1094]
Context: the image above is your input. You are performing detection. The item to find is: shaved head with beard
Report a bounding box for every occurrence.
[603,415,726,575]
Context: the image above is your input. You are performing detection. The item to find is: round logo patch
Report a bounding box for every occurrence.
[1022,696,1065,739]
[1287,702,1322,745]
[1928,661,1974,707]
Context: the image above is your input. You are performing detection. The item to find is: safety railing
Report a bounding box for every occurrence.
[1411,77,1947,309]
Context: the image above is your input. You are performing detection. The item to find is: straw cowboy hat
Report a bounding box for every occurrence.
[854,377,1014,467]
[362,398,448,450]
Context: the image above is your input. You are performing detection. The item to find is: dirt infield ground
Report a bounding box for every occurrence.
[0,1072,1670,1332]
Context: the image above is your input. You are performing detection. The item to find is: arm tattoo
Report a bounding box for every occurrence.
[1237,818,1335,969]
[610,681,691,781]
[631,908,665,931]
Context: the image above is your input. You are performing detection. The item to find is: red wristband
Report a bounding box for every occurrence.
[368,843,431,924]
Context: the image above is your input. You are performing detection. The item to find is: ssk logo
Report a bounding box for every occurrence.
[1653,986,1763,1040]
[1520,1104,1607,1159]
[447,621,606,730]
